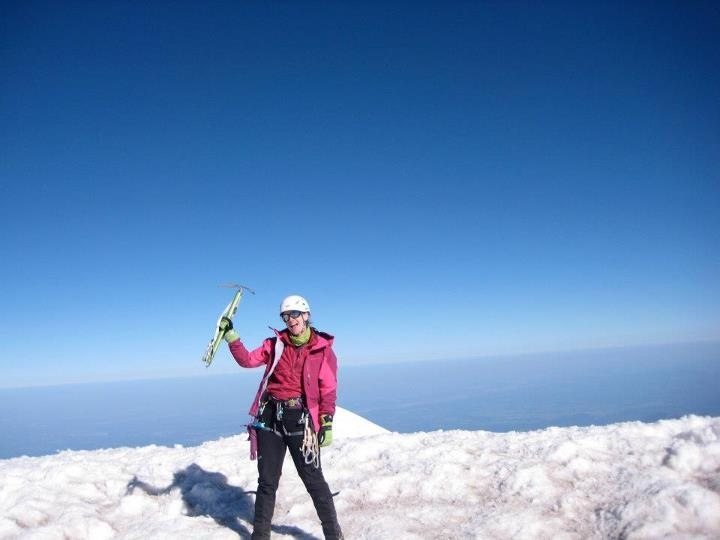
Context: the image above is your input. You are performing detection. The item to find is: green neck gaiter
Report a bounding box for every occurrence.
[289,326,312,347]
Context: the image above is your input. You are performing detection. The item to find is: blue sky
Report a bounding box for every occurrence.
[1,1,719,387]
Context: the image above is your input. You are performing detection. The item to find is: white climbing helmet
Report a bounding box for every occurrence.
[280,294,311,314]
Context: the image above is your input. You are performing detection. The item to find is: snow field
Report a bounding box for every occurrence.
[0,411,718,539]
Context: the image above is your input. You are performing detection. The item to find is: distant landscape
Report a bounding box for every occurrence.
[2,341,718,460]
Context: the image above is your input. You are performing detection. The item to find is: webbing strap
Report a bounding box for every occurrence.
[256,336,285,408]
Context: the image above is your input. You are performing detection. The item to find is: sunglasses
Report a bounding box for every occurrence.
[281,311,304,323]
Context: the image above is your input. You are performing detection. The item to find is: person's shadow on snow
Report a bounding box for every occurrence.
[125,463,319,539]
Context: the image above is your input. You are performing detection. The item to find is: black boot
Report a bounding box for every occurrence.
[322,521,344,540]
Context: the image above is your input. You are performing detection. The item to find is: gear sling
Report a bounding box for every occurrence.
[247,335,320,467]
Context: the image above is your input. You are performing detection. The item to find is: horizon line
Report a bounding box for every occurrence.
[2,338,719,391]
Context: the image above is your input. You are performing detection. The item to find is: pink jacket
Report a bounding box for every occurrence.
[228,328,338,433]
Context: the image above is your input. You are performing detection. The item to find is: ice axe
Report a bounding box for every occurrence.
[201,284,255,367]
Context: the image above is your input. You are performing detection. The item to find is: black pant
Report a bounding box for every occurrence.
[251,403,341,540]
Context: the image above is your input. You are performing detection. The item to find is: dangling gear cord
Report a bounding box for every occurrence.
[301,418,320,468]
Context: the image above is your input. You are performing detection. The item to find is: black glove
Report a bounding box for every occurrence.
[219,316,233,332]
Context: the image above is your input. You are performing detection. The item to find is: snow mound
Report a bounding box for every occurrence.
[0,413,719,539]
[333,406,389,439]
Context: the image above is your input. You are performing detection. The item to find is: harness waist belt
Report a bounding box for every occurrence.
[268,396,304,409]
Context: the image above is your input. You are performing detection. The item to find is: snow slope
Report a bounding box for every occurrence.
[1,408,719,539]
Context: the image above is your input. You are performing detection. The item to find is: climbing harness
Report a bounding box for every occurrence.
[250,397,321,468]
